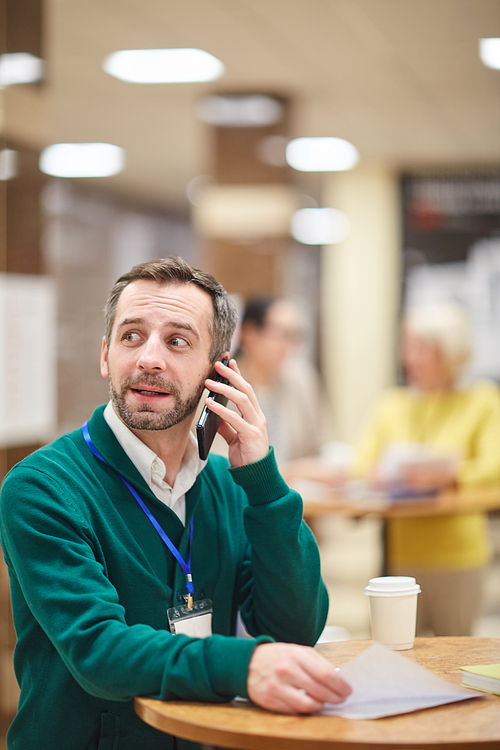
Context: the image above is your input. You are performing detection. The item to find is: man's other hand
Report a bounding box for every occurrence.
[246,642,352,714]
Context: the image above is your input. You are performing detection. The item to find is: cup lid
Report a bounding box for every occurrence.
[365,575,421,596]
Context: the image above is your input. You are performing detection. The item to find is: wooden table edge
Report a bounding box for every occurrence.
[134,695,499,750]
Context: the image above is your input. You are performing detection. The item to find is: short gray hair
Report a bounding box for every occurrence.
[104,257,237,363]
[403,303,473,372]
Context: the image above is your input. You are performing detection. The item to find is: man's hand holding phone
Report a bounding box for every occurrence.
[196,357,230,461]
[199,358,269,468]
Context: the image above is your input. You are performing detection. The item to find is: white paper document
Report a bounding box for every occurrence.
[321,642,482,720]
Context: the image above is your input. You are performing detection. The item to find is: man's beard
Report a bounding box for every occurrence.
[109,373,207,431]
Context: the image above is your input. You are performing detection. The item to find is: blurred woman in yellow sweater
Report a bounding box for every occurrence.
[352,303,500,636]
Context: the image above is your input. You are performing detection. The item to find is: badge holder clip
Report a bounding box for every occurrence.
[167,598,213,638]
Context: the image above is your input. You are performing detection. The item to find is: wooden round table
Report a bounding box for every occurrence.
[135,637,500,749]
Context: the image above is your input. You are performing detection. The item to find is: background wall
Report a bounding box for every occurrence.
[42,181,197,434]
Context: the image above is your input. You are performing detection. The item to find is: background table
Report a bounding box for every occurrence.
[299,485,500,521]
[135,637,500,749]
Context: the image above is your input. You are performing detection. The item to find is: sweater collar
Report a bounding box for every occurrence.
[84,405,205,526]
[85,405,149,490]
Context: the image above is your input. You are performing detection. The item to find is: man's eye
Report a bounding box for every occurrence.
[170,337,188,348]
[123,332,140,342]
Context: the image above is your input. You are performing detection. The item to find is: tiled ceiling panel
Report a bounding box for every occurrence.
[37,0,500,208]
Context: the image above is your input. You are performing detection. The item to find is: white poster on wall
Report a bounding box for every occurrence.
[0,274,57,447]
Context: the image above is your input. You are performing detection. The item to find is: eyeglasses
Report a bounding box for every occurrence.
[262,324,303,343]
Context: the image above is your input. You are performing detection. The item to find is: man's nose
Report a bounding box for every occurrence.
[136,336,166,371]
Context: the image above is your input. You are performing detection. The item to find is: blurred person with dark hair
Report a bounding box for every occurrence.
[352,303,500,636]
[222,296,343,487]
[237,297,322,463]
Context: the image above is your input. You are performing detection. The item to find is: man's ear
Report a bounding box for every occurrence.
[100,336,109,379]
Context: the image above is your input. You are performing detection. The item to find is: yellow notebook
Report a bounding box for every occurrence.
[460,664,500,695]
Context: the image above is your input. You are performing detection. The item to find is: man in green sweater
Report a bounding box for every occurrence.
[0,257,350,750]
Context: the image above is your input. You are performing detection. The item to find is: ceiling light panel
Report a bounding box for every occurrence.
[103,48,224,83]
[479,38,500,70]
[286,137,359,172]
[39,143,125,178]
[0,150,17,180]
[197,95,283,126]
[291,208,350,245]
[0,53,44,86]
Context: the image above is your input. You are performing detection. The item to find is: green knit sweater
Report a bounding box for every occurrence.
[0,405,328,750]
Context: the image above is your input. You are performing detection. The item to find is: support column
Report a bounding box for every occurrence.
[195,94,295,297]
[0,0,47,725]
[321,164,401,443]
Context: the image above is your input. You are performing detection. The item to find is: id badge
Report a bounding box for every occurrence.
[167,598,213,637]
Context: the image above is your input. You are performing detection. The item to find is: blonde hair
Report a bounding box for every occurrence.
[403,303,473,372]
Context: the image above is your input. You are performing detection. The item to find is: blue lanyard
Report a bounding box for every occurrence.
[81,421,194,601]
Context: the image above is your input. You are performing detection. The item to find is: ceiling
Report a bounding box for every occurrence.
[8,0,500,211]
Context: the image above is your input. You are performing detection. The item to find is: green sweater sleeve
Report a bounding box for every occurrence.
[0,465,268,704]
[229,448,329,644]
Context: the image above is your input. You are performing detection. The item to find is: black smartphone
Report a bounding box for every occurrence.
[196,358,230,460]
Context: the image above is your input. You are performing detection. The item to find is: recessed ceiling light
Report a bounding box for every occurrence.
[103,48,224,83]
[197,95,283,126]
[0,149,17,180]
[291,208,350,245]
[186,174,215,206]
[479,38,500,70]
[39,143,125,178]
[0,53,44,86]
[286,137,359,172]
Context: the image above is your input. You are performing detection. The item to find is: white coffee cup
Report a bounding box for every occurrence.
[365,576,421,650]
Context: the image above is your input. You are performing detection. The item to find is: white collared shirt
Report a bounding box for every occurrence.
[103,402,206,525]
